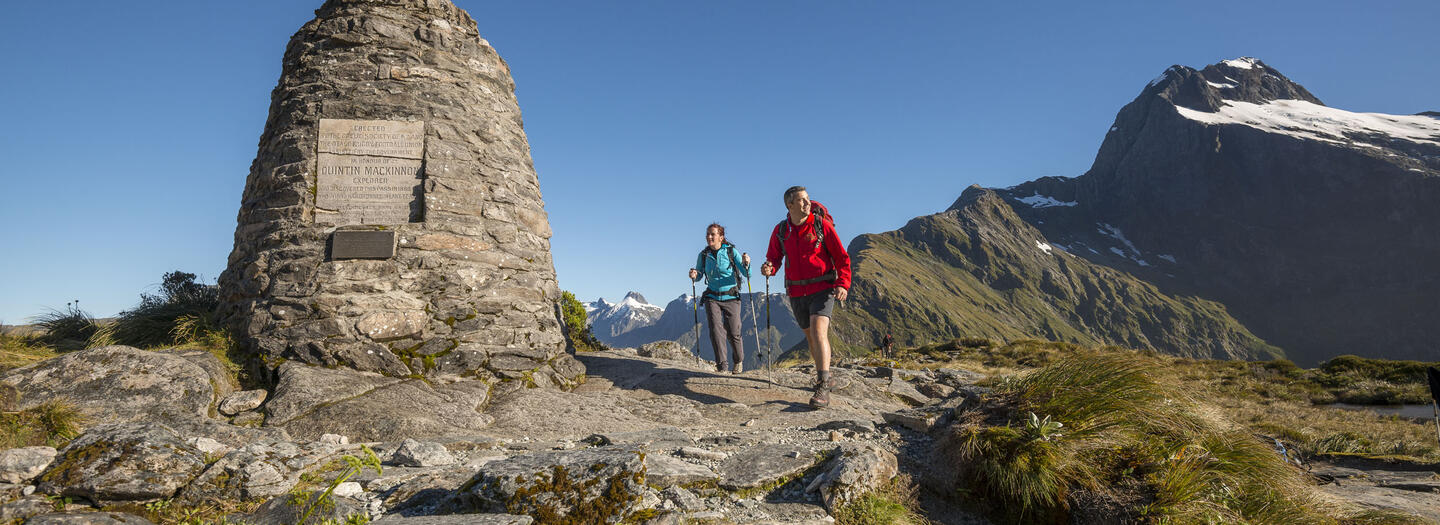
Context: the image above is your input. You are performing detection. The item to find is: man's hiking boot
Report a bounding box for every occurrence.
[809,374,835,409]
[733,363,743,374]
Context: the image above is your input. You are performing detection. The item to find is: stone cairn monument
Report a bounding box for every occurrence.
[218,0,582,390]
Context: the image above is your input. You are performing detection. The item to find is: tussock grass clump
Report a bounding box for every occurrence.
[32,301,101,351]
[946,351,1334,524]
[833,474,929,525]
[1,399,86,448]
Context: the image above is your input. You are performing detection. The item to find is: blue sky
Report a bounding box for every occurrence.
[1,1,1436,322]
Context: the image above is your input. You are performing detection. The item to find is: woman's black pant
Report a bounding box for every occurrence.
[704,298,743,371]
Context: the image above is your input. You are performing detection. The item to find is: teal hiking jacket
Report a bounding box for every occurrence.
[693,242,751,299]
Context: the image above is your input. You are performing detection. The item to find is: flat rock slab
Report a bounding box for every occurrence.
[881,406,951,433]
[484,389,698,441]
[586,426,694,449]
[23,512,157,524]
[0,346,216,424]
[267,363,492,441]
[645,454,718,488]
[457,446,647,520]
[373,515,533,525]
[717,443,816,490]
[38,423,206,503]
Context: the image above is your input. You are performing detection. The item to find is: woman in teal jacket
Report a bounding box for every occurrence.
[689,223,751,373]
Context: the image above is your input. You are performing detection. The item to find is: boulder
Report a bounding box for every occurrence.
[456,446,647,521]
[242,491,365,525]
[180,441,352,503]
[37,423,206,503]
[391,439,456,467]
[0,496,53,523]
[637,341,692,363]
[264,362,492,441]
[218,389,267,416]
[157,348,240,403]
[0,446,56,484]
[0,346,216,425]
[805,444,899,512]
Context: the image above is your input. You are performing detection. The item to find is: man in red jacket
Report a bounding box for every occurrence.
[761,186,851,409]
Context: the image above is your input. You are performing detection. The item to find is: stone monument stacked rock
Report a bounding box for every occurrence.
[218,0,582,390]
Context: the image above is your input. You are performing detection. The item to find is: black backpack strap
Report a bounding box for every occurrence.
[725,244,744,284]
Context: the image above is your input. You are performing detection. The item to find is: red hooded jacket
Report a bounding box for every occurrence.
[765,212,851,298]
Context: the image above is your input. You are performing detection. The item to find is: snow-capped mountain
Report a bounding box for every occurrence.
[585,292,664,339]
[844,57,1440,365]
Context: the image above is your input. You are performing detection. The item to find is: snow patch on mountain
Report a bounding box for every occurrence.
[1099,223,1150,266]
[1016,192,1078,208]
[1175,99,1440,147]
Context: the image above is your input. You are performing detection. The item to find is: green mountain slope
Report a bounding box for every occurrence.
[832,187,1281,360]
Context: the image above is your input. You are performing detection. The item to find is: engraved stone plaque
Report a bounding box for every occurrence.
[316,153,423,225]
[316,119,426,225]
[332,230,397,259]
[318,119,425,158]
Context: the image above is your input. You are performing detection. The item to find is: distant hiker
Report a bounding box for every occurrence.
[882,333,894,358]
[690,223,752,374]
[761,186,852,408]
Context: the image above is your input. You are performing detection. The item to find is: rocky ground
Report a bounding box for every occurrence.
[0,343,991,524]
[2,344,1436,524]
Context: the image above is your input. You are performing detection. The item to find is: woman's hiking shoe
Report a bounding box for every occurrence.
[733,363,743,374]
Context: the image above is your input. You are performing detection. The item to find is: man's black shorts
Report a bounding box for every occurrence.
[789,289,836,330]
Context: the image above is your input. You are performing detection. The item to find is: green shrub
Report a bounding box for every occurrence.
[109,271,220,349]
[560,291,606,352]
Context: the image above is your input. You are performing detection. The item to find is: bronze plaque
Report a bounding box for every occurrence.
[332,230,396,259]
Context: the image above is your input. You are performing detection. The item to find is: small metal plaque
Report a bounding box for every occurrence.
[332,230,396,259]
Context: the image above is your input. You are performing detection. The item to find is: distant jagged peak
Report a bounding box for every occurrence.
[621,291,650,306]
[1145,57,1322,113]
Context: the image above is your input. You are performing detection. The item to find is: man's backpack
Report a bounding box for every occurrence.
[774,200,834,257]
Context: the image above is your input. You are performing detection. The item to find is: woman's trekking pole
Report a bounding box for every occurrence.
[691,277,702,367]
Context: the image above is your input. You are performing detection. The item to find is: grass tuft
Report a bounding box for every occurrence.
[1,398,86,448]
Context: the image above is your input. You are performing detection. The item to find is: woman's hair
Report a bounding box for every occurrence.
[707,222,726,240]
[783,185,807,204]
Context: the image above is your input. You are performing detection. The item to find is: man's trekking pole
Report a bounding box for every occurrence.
[746,277,763,383]
[1426,366,1440,445]
[764,274,775,386]
[691,277,702,368]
